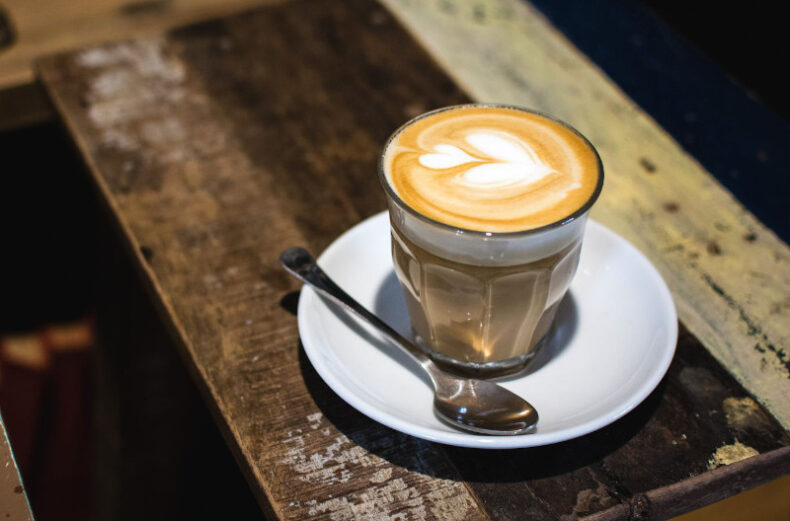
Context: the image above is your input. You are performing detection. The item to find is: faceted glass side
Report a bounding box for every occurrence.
[391,224,581,367]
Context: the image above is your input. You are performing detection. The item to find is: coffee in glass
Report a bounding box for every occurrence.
[379,105,603,376]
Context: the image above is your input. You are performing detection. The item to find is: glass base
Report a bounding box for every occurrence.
[417,333,548,379]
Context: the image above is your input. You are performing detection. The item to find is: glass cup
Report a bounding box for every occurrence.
[378,104,603,377]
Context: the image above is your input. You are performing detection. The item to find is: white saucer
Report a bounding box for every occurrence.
[297,212,677,449]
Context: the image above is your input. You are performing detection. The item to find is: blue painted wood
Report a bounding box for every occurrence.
[529,0,790,242]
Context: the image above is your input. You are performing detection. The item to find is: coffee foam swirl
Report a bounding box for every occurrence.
[420,131,556,189]
[384,106,600,233]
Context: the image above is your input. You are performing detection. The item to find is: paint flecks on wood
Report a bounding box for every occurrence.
[722,396,777,438]
[77,40,189,164]
[708,441,759,470]
[560,483,615,521]
[275,415,479,521]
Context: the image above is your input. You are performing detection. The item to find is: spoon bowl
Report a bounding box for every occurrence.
[280,247,538,436]
[433,378,538,435]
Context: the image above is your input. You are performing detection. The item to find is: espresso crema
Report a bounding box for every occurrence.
[384,106,600,233]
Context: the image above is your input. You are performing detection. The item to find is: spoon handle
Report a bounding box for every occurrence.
[280,247,432,367]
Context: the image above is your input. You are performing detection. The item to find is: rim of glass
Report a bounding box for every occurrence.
[377,103,605,238]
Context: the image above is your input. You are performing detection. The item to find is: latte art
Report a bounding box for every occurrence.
[420,130,559,191]
[384,106,600,232]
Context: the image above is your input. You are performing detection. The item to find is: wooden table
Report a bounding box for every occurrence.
[34,0,790,519]
[0,0,279,131]
[1,415,33,521]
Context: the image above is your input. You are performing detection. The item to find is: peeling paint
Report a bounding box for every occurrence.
[78,39,188,161]
[370,468,393,484]
[277,414,476,520]
[307,478,424,521]
[707,440,759,469]
[307,412,324,428]
[722,397,760,429]
[559,482,614,520]
[280,432,367,485]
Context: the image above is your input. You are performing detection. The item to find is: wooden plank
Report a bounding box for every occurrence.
[37,3,486,520]
[444,327,790,520]
[35,0,790,519]
[0,415,34,521]
[582,445,790,521]
[0,0,281,90]
[380,0,790,430]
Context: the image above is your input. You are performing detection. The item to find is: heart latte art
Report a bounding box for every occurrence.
[384,106,601,232]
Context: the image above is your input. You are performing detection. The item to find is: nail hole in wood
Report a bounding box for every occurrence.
[639,157,657,173]
[140,245,155,261]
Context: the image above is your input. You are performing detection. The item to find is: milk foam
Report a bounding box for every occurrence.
[384,106,600,234]
[422,131,557,190]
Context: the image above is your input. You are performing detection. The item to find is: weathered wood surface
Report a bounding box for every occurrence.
[0,0,280,90]
[381,0,790,430]
[0,0,283,131]
[1,415,34,521]
[35,0,790,519]
[583,445,790,521]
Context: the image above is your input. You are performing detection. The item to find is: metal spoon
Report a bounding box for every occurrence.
[280,247,538,436]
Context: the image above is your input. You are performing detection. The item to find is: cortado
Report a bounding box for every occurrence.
[384,105,600,233]
[380,105,602,376]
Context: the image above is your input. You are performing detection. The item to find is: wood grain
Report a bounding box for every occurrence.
[1,415,34,521]
[0,0,281,90]
[381,0,790,430]
[35,0,790,519]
